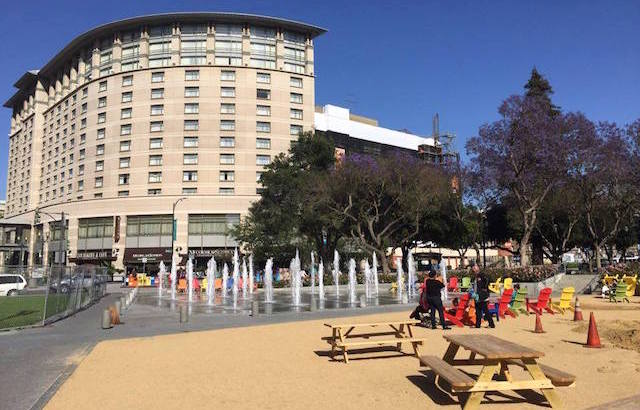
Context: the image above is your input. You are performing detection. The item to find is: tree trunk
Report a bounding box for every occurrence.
[531,234,544,265]
[377,249,391,275]
[595,243,602,270]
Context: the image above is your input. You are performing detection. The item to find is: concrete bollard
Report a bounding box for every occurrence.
[114,300,121,316]
[102,309,113,329]
[120,296,126,310]
[179,305,188,323]
[359,295,367,308]
[251,300,260,316]
[309,297,317,312]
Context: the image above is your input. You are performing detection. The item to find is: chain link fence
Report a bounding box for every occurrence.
[0,265,108,330]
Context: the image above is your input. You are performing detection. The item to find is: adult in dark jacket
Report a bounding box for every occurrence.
[474,272,495,328]
[414,269,450,329]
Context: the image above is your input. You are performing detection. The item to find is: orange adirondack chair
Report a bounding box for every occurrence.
[490,288,515,318]
[444,293,470,327]
[447,277,458,292]
[214,278,223,290]
[177,278,187,293]
[526,287,554,315]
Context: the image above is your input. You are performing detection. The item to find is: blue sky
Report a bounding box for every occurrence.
[1,1,638,198]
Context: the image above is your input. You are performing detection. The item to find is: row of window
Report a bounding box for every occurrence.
[96,104,303,119]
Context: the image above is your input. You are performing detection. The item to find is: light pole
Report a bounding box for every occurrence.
[171,198,187,265]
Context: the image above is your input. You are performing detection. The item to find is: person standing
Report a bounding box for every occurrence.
[424,269,451,330]
[474,271,495,328]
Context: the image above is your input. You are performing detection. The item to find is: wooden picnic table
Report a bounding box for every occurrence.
[324,320,427,363]
[420,334,575,410]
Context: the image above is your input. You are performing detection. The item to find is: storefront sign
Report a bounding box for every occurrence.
[188,248,233,258]
[124,248,171,263]
[73,250,116,262]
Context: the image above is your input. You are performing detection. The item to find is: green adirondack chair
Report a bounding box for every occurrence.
[609,282,630,303]
[507,288,529,316]
[459,276,472,292]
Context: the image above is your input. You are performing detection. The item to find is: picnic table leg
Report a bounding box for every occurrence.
[463,361,499,410]
[499,362,512,382]
[406,324,420,357]
[522,358,563,409]
[396,324,405,352]
[338,328,349,364]
[442,343,460,363]
[330,328,337,359]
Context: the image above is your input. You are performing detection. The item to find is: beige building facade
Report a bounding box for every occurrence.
[2,13,325,271]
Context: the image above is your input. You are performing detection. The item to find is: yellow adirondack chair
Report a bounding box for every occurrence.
[622,274,637,297]
[551,287,575,313]
[201,278,208,293]
[602,274,618,286]
[488,277,502,294]
[503,277,513,291]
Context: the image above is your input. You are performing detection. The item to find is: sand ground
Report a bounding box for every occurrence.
[46,297,640,410]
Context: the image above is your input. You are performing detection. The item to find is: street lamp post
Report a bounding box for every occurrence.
[171,198,187,266]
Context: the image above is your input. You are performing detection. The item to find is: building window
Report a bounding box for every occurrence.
[119,157,130,168]
[290,93,303,104]
[220,137,235,148]
[121,108,132,119]
[119,174,130,185]
[96,144,105,156]
[98,81,107,92]
[78,164,85,175]
[80,133,86,144]
[185,87,199,98]
[183,171,198,182]
[120,124,132,136]
[184,103,199,114]
[221,70,235,81]
[183,154,198,165]
[219,170,235,181]
[150,138,163,149]
[182,187,197,195]
[257,121,271,133]
[290,124,303,135]
[220,103,235,114]
[120,140,131,152]
[82,88,88,98]
[97,112,106,124]
[148,172,162,183]
[220,154,235,165]
[122,91,133,103]
[81,103,87,114]
[221,87,235,98]
[118,190,129,197]
[149,155,163,166]
[150,105,164,116]
[96,160,104,171]
[150,121,164,132]
[256,155,271,166]
[78,180,84,191]
[184,120,199,131]
[148,188,161,195]
[184,137,198,148]
[257,72,271,83]
[290,77,303,88]
[256,171,263,182]
[220,120,235,131]
[151,88,164,99]
[256,138,271,149]
[257,89,271,100]
[122,75,133,86]
[151,71,164,83]
[219,187,234,195]
[185,70,200,81]
[95,177,103,188]
[256,105,271,116]
[98,96,107,108]
[290,108,303,120]
[97,128,106,139]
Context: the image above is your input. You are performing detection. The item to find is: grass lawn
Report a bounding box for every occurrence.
[0,294,69,329]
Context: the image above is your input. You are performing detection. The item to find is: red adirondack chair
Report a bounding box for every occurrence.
[489,288,515,318]
[444,293,470,327]
[526,287,554,315]
[447,277,458,292]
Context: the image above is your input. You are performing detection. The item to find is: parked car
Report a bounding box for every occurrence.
[49,275,96,294]
[0,274,27,296]
[112,272,126,283]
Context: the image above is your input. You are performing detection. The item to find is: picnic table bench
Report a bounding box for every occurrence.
[324,320,427,363]
[419,334,575,409]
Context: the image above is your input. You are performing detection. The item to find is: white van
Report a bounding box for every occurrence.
[0,274,27,296]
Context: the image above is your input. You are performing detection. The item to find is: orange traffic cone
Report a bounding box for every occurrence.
[534,313,545,333]
[585,312,601,348]
[573,297,583,321]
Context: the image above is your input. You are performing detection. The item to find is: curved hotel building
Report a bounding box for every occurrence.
[3,13,324,271]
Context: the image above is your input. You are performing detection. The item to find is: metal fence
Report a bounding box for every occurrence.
[0,265,108,330]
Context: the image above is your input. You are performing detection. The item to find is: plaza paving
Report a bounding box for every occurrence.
[38,293,640,410]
